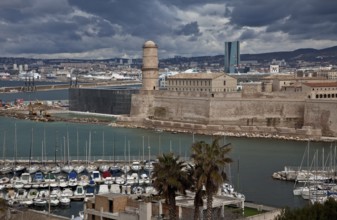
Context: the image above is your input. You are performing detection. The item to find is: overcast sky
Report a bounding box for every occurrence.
[0,0,336,59]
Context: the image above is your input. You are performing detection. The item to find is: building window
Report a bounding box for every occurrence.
[224,81,226,86]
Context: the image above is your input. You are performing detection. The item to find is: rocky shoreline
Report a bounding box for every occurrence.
[1,108,336,143]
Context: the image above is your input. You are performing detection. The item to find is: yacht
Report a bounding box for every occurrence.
[74,185,86,199]
[15,188,27,200]
[131,161,142,171]
[20,173,32,184]
[91,170,102,183]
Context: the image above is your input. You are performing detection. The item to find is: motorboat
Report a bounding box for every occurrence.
[99,164,110,173]
[78,175,89,187]
[61,188,73,197]
[20,173,32,184]
[27,189,39,200]
[115,176,126,185]
[127,173,139,184]
[20,199,33,207]
[10,176,20,184]
[68,170,78,187]
[145,186,157,194]
[50,188,61,198]
[34,198,47,207]
[132,186,144,195]
[44,173,56,183]
[98,184,109,194]
[15,188,27,200]
[38,189,49,199]
[102,170,113,184]
[0,177,10,184]
[5,189,16,201]
[74,185,86,199]
[86,185,95,197]
[131,161,142,171]
[91,170,102,183]
[49,197,60,206]
[33,171,44,182]
[59,177,69,188]
[14,180,24,189]
[59,196,71,206]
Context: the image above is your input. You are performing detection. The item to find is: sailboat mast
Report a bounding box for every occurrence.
[2,131,6,162]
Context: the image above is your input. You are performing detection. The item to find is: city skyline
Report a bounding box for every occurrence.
[0,0,337,59]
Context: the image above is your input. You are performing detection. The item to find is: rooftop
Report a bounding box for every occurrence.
[302,82,337,87]
[168,72,225,79]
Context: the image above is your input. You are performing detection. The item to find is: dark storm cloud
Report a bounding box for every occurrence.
[68,0,176,39]
[0,0,337,57]
[175,22,202,37]
[229,0,337,41]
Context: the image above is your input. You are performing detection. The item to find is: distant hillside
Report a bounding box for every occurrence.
[241,46,337,63]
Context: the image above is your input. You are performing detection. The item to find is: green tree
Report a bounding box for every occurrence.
[191,137,232,220]
[152,153,190,220]
[275,198,337,220]
[188,163,205,220]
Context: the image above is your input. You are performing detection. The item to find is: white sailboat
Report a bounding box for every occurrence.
[0,131,12,174]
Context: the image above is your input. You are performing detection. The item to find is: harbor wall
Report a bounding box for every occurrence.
[304,100,337,137]
[129,91,337,137]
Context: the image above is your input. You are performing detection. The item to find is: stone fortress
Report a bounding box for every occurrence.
[122,40,337,139]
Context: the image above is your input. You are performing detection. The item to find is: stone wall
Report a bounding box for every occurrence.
[129,91,337,137]
[304,100,337,136]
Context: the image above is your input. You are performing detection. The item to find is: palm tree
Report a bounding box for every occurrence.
[191,137,232,220]
[152,153,190,220]
[187,163,204,220]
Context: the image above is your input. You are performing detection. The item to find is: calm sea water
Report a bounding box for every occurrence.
[0,80,333,217]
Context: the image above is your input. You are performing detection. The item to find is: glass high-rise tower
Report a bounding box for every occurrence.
[224,41,240,73]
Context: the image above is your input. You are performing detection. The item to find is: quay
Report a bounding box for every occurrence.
[0,81,141,93]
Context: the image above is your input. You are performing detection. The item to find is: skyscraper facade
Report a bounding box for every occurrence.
[224,41,240,73]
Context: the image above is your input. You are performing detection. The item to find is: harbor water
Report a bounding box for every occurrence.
[0,81,334,217]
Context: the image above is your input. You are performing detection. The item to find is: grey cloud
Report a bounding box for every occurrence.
[175,22,202,37]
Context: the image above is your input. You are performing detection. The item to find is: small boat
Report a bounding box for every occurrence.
[99,164,110,173]
[15,188,28,200]
[20,199,33,206]
[86,185,95,197]
[61,188,73,197]
[86,164,97,173]
[27,189,39,200]
[91,171,102,183]
[49,197,60,206]
[51,165,61,174]
[10,176,20,184]
[59,178,69,188]
[0,165,12,175]
[34,198,47,207]
[68,170,78,187]
[50,188,61,198]
[62,164,74,174]
[21,173,32,184]
[23,184,32,189]
[131,161,142,171]
[59,196,70,206]
[0,177,10,184]
[14,180,24,189]
[127,173,139,184]
[74,165,85,174]
[39,189,49,199]
[33,171,44,182]
[145,186,157,194]
[132,186,144,195]
[102,170,113,184]
[98,184,109,194]
[27,165,40,174]
[115,176,126,185]
[44,173,56,183]
[74,185,86,199]
[78,175,89,187]
[13,165,25,173]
